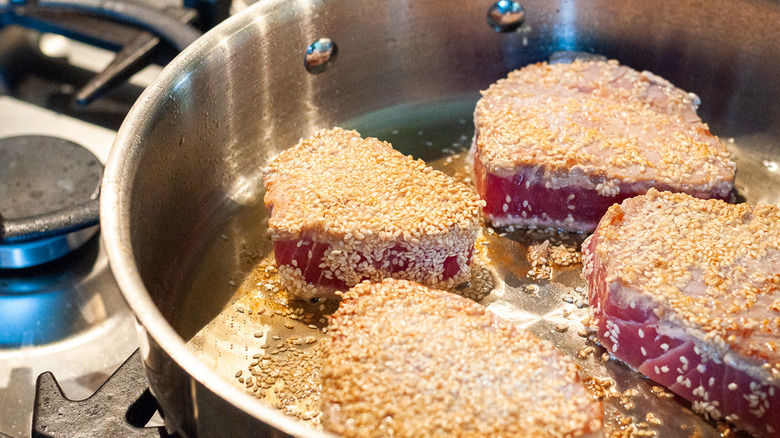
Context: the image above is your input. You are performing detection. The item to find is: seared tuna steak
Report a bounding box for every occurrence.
[263,128,483,300]
[322,279,604,438]
[583,189,780,437]
[473,60,735,231]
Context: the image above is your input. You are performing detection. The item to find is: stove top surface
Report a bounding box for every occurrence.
[0,2,251,435]
[0,96,139,438]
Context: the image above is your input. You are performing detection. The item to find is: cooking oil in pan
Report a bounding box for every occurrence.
[342,94,480,163]
[185,96,495,426]
[183,96,755,437]
[723,134,780,206]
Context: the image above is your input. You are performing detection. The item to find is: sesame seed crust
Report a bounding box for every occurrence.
[474,60,735,196]
[265,127,482,240]
[587,189,780,366]
[264,128,484,299]
[321,279,603,438]
[583,189,780,436]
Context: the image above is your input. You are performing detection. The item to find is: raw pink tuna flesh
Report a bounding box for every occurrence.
[584,236,780,438]
[472,60,736,232]
[273,236,471,298]
[473,149,732,232]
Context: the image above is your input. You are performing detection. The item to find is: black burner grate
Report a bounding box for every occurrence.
[0,135,101,222]
[0,135,101,267]
[32,350,172,438]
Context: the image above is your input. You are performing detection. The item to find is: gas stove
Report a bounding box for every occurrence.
[0,2,243,437]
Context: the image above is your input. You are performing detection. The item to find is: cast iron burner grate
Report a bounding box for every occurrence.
[32,350,174,438]
[0,135,102,268]
[0,1,203,106]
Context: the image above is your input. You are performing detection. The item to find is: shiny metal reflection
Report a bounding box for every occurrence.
[0,236,138,437]
[304,38,337,73]
[487,0,525,32]
[100,0,780,436]
[0,226,98,269]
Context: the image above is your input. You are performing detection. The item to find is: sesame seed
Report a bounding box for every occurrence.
[645,412,662,426]
[323,279,602,436]
[584,188,780,433]
[264,128,482,300]
[476,60,734,231]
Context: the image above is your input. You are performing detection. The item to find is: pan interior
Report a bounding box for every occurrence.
[172,95,481,340]
[115,0,780,436]
[178,95,779,437]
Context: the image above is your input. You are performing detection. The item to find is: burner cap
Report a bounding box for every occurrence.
[0,135,102,268]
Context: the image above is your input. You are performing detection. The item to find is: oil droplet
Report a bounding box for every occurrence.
[304,38,337,74]
[487,0,525,32]
[687,92,701,109]
[549,50,607,64]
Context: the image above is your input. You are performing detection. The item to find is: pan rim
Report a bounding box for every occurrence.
[100,1,335,436]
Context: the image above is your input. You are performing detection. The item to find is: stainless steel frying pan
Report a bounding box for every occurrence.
[101,0,780,436]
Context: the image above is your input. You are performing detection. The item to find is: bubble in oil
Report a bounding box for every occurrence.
[304,38,337,74]
[763,160,779,173]
[687,92,701,109]
[487,0,525,32]
[549,50,607,64]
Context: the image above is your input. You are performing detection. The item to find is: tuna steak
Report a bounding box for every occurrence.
[263,128,483,300]
[583,189,780,437]
[472,60,735,231]
[322,279,604,437]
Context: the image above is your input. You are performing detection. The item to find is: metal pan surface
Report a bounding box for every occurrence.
[101,0,780,436]
[183,97,779,438]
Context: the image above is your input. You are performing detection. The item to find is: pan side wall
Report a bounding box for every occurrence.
[107,0,780,436]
